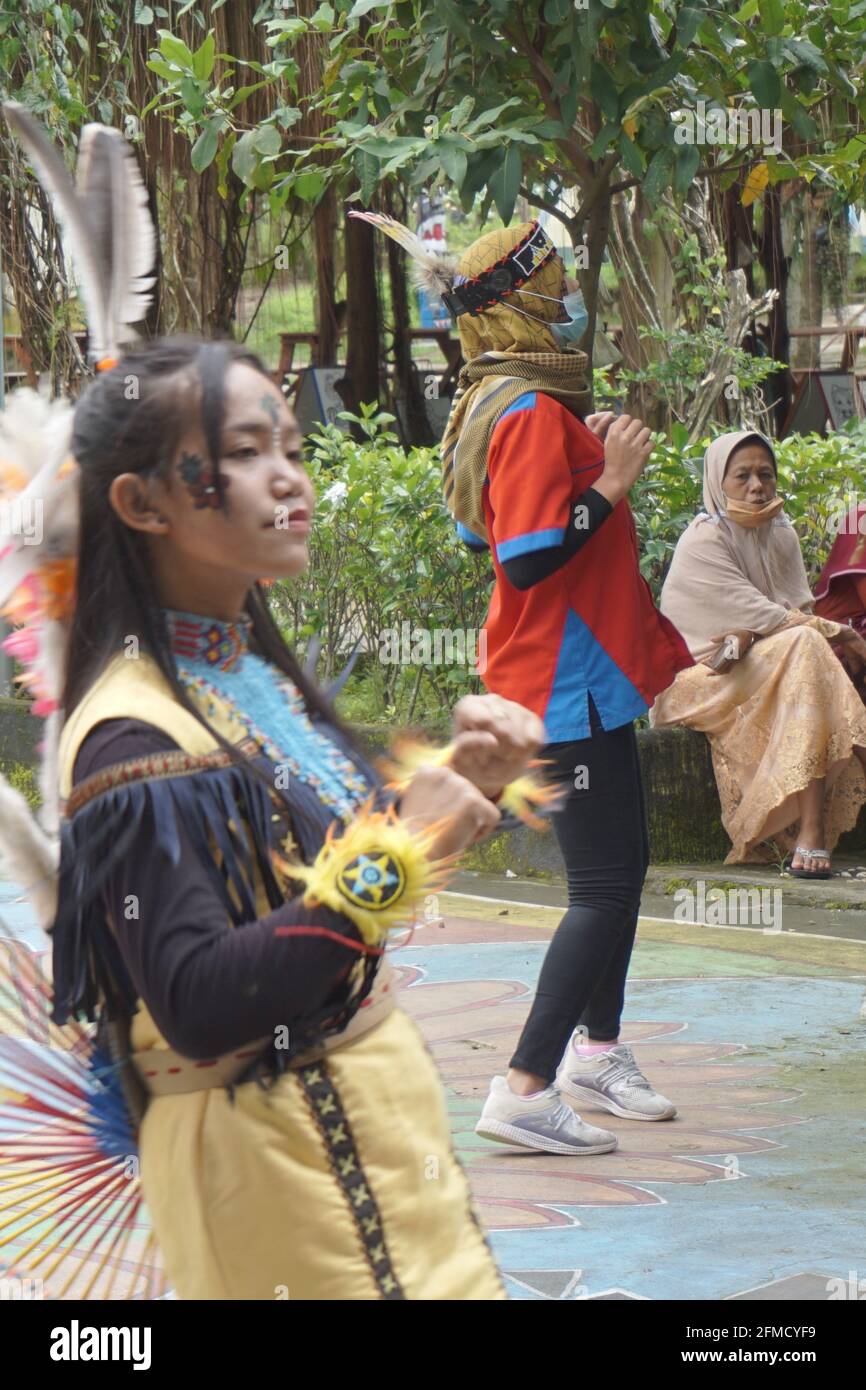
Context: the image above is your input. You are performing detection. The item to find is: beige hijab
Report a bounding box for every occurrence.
[660,431,814,661]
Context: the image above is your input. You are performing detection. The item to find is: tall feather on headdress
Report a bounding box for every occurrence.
[4,104,156,367]
[348,209,459,301]
[0,107,157,930]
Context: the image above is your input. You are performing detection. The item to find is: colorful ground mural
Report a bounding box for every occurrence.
[2,879,865,1301]
[399,896,866,1301]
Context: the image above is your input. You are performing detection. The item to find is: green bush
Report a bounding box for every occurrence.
[0,761,41,810]
[270,405,492,726]
[273,408,866,726]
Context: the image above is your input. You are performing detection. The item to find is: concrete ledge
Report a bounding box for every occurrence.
[644,861,866,912]
[362,723,866,870]
[2,704,864,866]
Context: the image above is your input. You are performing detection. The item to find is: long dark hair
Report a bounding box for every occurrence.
[64,336,353,780]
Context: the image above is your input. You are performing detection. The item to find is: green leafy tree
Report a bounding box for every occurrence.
[151,1,866,376]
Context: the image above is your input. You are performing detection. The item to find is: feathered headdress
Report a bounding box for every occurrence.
[0,104,157,930]
[3,104,156,372]
[348,209,557,319]
[348,209,459,303]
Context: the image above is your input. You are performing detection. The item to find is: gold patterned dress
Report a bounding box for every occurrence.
[52,650,506,1300]
[652,613,866,864]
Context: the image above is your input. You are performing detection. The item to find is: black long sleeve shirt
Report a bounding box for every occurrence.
[500,485,613,590]
[72,719,368,1060]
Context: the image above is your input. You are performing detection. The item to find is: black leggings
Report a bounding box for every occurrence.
[509,701,650,1082]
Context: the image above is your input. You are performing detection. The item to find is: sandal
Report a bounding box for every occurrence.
[788,847,833,880]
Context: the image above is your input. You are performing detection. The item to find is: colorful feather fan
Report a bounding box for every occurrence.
[0,939,165,1300]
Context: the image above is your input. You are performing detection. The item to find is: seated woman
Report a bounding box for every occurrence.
[652,431,866,875]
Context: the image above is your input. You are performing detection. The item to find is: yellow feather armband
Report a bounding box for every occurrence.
[381,737,561,830]
[276,802,454,947]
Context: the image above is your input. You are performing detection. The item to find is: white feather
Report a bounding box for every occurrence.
[348,209,459,295]
[0,777,59,932]
[37,707,62,839]
[3,103,113,363]
[78,125,156,356]
[4,104,157,364]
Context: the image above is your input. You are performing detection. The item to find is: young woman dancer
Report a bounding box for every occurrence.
[0,335,556,1299]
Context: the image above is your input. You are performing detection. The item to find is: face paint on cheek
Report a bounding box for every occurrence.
[178,451,229,511]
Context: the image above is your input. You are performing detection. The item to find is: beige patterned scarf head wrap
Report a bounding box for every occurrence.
[441,222,592,541]
[660,430,815,661]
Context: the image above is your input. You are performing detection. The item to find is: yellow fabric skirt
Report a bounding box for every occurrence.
[652,622,866,863]
[138,1008,506,1300]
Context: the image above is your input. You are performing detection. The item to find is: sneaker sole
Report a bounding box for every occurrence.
[557,1077,677,1122]
[474,1118,618,1155]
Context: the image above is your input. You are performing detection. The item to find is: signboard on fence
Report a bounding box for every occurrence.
[393,368,454,442]
[293,367,349,437]
[782,371,860,436]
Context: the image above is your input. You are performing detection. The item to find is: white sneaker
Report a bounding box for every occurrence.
[557,1041,677,1121]
[475,1076,618,1155]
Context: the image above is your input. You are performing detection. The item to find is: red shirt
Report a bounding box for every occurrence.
[468,391,692,741]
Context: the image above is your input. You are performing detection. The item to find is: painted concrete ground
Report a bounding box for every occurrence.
[2,879,865,1301]
[399,895,866,1301]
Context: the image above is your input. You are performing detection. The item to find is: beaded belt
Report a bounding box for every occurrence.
[132,961,397,1098]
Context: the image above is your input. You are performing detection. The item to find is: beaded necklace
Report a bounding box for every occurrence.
[164,608,369,821]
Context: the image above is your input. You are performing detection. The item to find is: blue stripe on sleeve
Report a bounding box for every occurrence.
[455,520,489,551]
[496,527,566,562]
[498,390,537,420]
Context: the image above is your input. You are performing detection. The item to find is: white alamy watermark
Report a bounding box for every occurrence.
[0,496,43,545]
[673,101,782,156]
[673,880,782,933]
[825,493,866,535]
[0,1276,44,1299]
[49,1321,151,1370]
[379,622,487,674]
[826,1270,866,1299]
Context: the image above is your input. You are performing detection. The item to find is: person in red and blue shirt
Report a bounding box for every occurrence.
[469,389,689,739]
[436,221,694,1154]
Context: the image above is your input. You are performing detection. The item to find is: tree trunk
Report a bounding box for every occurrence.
[791,192,823,371]
[127,0,275,338]
[384,186,432,445]
[576,179,612,402]
[314,186,339,365]
[340,204,381,417]
[296,0,339,366]
[609,190,673,428]
[756,186,791,433]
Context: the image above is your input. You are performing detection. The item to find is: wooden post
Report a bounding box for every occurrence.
[341,204,381,420]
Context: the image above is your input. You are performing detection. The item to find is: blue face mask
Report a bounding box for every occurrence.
[512,286,589,346]
[550,290,589,345]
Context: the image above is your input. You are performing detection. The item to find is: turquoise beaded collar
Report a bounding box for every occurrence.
[164,608,252,673]
[162,605,370,820]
